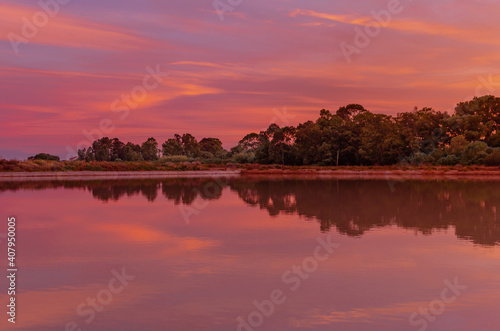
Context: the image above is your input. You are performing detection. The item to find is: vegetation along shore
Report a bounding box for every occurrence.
[5,95,500,171]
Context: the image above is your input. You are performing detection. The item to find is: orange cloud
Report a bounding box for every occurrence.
[94,223,220,252]
[289,9,372,25]
[289,8,500,46]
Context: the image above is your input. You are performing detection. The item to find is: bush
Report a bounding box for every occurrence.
[158,155,190,163]
[449,135,469,156]
[231,151,255,164]
[484,149,500,166]
[28,153,60,161]
[461,141,488,165]
[405,152,430,166]
[429,148,444,164]
[487,134,500,148]
[200,151,214,159]
[438,155,459,166]
[201,158,225,164]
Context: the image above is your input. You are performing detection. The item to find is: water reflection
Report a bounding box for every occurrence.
[1,177,499,246]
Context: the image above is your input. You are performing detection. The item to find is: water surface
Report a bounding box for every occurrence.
[1,177,499,331]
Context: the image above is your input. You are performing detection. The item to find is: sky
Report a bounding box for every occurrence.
[1,0,500,159]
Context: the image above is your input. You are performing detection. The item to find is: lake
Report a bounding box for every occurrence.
[1,176,499,331]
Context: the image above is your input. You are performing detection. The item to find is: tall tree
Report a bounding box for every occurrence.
[181,133,201,157]
[200,138,224,156]
[162,138,184,156]
[454,95,500,140]
[141,137,159,161]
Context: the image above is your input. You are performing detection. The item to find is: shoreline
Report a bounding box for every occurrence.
[2,168,500,181]
[0,170,242,181]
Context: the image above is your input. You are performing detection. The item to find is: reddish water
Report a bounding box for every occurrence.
[0,177,499,331]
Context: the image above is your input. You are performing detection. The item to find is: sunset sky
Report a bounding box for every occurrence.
[1,0,500,159]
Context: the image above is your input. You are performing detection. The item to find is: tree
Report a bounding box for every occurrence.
[269,126,297,164]
[181,133,201,157]
[295,121,324,165]
[487,134,500,148]
[336,104,367,121]
[461,141,488,165]
[141,137,159,161]
[455,95,500,140]
[111,138,125,161]
[230,133,261,163]
[448,135,469,156]
[162,139,183,156]
[123,142,143,161]
[358,113,406,165]
[396,107,448,154]
[237,133,261,152]
[77,147,94,161]
[28,153,60,161]
[200,138,225,156]
[91,137,113,161]
[485,149,500,166]
[64,96,500,167]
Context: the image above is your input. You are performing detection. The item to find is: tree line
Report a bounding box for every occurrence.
[76,135,226,162]
[76,95,500,166]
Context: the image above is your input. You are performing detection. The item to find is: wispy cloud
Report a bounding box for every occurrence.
[0,3,158,52]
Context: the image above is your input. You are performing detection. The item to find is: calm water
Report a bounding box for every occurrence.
[1,176,500,331]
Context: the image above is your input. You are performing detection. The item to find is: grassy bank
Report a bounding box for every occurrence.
[1,159,500,173]
[0,159,230,172]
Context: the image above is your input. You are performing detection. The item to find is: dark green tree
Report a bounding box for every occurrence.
[200,138,224,156]
[181,133,201,157]
[92,137,113,161]
[162,138,184,156]
[141,137,159,161]
[28,153,60,161]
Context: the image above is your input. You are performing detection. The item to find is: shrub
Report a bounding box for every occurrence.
[437,155,459,166]
[231,151,255,164]
[461,141,488,165]
[158,155,190,163]
[449,135,469,156]
[487,134,500,148]
[200,151,214,159]
[201,158,225,164]
[484,149,500,166]
[405,152,430,166]
[28,153,60,161]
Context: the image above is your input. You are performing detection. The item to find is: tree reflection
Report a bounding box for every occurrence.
[1,177,499,245]
[230,178,500,246]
